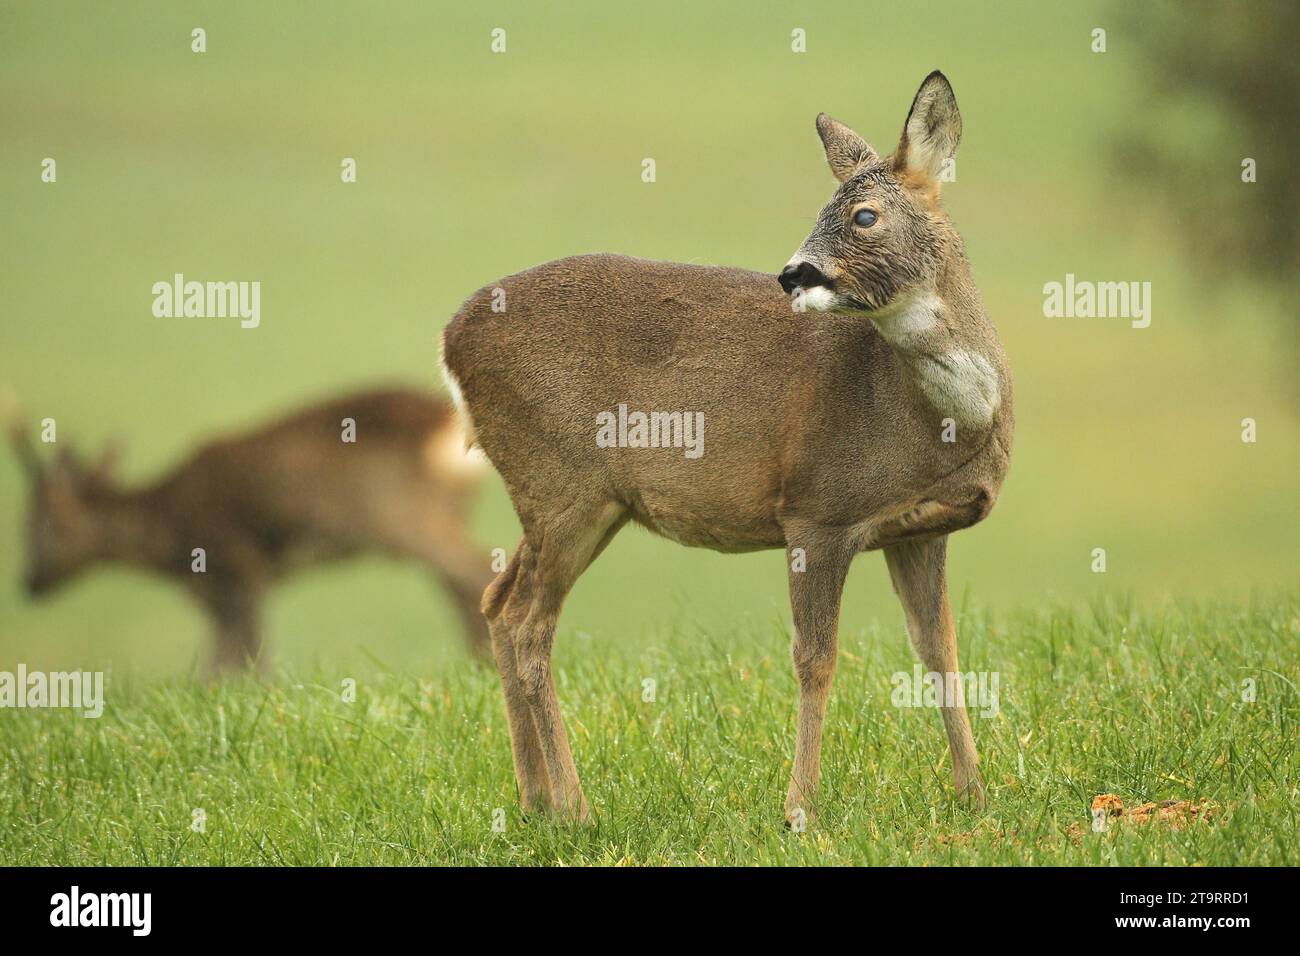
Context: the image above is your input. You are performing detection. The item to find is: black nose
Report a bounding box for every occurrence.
[778,261,830,295]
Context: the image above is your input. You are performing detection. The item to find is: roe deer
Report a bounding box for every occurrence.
[441,71,1012,823]
[7,387,493,673]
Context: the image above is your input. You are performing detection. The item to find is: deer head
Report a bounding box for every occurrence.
[779,70,963,316]
[7,416,123,597]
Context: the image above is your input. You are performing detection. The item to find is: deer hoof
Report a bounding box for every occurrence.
[955,775,987,811]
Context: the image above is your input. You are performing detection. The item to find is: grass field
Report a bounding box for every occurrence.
[2,598,1295,865]
[1,2,1297,866]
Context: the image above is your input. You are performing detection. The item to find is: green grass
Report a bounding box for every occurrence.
[3,597,1294,865]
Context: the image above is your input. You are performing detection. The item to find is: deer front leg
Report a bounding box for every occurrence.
[782,528,854,828]
[883,535,985,808]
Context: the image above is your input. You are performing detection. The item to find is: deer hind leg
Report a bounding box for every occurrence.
[883,535,985,808]
[482,544,551,813]
[507,499,626,823]
[782,525,855,828]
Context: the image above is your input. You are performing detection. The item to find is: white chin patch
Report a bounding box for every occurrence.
[794,286,842,313]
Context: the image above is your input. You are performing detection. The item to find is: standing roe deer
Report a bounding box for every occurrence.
[7,387,493,673]
[441,71,1012,823]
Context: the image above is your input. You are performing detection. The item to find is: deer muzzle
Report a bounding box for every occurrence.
[778,260,833,295]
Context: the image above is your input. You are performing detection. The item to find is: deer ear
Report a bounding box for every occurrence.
[1,388,42,481]
[893,71,962,183]
[816,113,877,182]
[92,437,124,480]
[5,423,41,480]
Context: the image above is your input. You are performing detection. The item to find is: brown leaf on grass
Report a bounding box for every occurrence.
[1089,793,1215,829]
[934,830,976,847]
[1091,793,1125,816]
[929,795,1218,854]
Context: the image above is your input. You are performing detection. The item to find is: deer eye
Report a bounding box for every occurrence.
[854,208,878,228]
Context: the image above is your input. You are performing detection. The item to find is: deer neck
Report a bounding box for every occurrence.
[866,287,1003,431]
[90,486,180,574]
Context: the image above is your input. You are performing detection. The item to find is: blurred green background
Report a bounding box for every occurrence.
[1,1,1296,678]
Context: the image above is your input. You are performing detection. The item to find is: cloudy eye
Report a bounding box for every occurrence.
[854,208,878,228]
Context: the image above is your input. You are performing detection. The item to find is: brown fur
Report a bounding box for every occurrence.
[9,388,493,673]
[442,72,1012,822]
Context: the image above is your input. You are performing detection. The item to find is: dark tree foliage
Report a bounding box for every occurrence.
[1117,1,1300,296]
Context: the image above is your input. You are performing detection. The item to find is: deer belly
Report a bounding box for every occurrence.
[628,494,784,553]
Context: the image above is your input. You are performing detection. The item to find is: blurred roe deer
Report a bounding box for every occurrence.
[6,388,493,673]
[441,72,1012,823]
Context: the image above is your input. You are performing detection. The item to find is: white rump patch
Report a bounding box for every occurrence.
[438,344,478,449]
[438,348,466,417]
[424,424,487,482]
